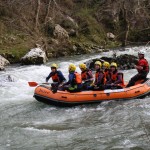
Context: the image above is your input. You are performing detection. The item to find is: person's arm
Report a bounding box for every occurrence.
[134,65,143,70]
[68,73,75,84]
[63,73,74,85]
[46,72,52,82]
[58,71,66,83]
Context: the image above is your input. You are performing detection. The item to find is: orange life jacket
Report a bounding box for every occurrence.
[81,69,92,80]
[104,69,110,81]
[75,72,82,84]
[110,71,124,86]
[95,70,106,85]
[52,73,59,82]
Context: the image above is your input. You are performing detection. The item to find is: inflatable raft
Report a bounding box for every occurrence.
[33,79,150,106]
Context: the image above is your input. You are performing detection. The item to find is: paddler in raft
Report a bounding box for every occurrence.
[46,63,66,90]
[88,61,105,90]
[105,62,124,89]
[62,64,82,92]
[79,63,93,90]
[126,50,149,87]
[102,61,111,82]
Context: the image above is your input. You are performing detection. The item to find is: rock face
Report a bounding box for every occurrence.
[21,48,48,65]
[53,24,69,39]
[85,54,138,70]
[0,55,10,71]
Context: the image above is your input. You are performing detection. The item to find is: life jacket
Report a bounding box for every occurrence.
[104,69,110,81]
[137,58,149,73]
[95,70,106,85]
[74,72,82,84]
[51,72,59,82]
[110,71,124,86]
[81,69,92,81]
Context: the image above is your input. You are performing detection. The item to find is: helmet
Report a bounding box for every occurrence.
[138,50,145,55]
[51,63,58,69]
[69,64,76,72]
[79,63,86,70]
[110,62,117,68]
[95,61,102,67]
[103,61,110,68]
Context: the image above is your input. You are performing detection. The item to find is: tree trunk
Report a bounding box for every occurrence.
[44,0,52,24]
[35,0,41,31]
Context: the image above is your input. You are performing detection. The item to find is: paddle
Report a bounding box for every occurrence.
[28,82,51,87]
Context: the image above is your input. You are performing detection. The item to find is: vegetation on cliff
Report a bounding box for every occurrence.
[0,0,149,63]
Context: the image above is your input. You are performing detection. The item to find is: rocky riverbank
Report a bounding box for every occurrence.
[0,0,149,67]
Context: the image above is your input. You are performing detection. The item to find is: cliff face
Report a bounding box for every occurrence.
[0,0,149,62]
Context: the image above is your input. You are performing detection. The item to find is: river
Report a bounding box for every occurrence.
[0,46,150,150]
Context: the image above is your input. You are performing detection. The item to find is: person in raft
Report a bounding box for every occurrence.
[126,50,149,87]
[46,63,66,87]
[62,64,82,92]
[79,63,93,90]
[102,61,111,82]
[105,62,124,89]
[88,61,105,90]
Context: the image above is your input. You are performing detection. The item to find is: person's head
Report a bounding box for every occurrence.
[110,62,117,71]
[94,61,102,70]
[138,50,145,59]
[51,63,58,72]
[103,61,110,69]
[79,63,86,71]
[69,64,76,72]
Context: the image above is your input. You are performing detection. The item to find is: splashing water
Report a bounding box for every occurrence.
[0,46,150,149]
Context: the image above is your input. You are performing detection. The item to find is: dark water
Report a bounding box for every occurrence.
[1,99,150,150]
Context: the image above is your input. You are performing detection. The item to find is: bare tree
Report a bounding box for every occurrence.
[35,0,41,31]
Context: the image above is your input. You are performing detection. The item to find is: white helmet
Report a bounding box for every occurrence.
[138,50,145,55]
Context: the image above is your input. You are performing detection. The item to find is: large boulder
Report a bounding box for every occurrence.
[0,55,10,71]
[53,24,69,39]
[85,54,138,70]
[21,48,48,65]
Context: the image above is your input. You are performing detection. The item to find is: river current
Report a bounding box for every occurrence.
[0,46,150,150]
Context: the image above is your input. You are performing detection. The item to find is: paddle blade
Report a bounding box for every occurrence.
[28,82,38,87]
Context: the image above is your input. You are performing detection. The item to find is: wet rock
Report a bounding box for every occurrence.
[85,54,138,70]
[116,54,138,70]
[1,52,15,63]
[53,24,69,39]
[21,48,48,65]
[0,55,10,71]
[107,32,115,39]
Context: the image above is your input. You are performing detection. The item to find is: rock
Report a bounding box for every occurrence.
[53,24,69,39]
[0,65,5,71]
[61,16,78,29]
[21,48,48,65]
[107,32,115,39]
[1,52,15,63]
[51,38,59,45]
[116,54,138,70]
[0,55,10,71]
[84,54,138,70]
[68,29,77,37]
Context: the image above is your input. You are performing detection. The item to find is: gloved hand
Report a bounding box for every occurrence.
[90,82,95,86]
